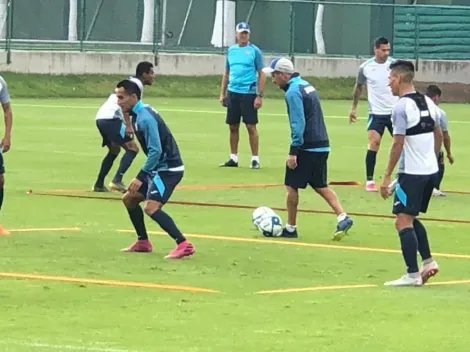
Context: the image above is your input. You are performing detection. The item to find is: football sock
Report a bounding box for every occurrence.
[398,227,419,273]
[96,152,118,187]
[150,209,186,244]
[337,212,347,222]
[127,206,148,240]
[413,219,431,261]
[285,224,297,232]
[230,154,238,163]
[0,185,4,212]
[113,150,137,183]
[251,155,259,162]
[436,163,445,190]
[366,150,377,181]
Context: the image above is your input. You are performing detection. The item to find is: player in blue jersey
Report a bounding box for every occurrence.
[263,57,353,241]
[115,79,195,259]
[0,75,12,235]
[219,22,266,169]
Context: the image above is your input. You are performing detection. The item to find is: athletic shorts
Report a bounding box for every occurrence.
[367,114,393,137]
[96,118,133,147]
[393,173,438,216]
[138,171,184,204]
[284,151,328,189]
[225,91,258,125]
[0,151,4,174]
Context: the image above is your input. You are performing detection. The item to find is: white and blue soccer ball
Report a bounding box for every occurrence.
[252,206,275,228]
[257,213,283,237]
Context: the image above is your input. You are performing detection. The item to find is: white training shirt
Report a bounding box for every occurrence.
[393,94,439,175]
[436,106,448,132]
[357,57,399,115]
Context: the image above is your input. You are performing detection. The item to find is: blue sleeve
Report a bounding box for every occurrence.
[136,114,162,181]
[254,46,264,71]
[286,88,306,155]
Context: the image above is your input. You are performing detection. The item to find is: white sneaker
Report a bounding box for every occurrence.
[384,273,423,287]
[365,181,377,192]
[432,188,446,197]
[420,260,439,284]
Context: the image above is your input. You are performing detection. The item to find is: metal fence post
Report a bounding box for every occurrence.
[288,1,295,56]
[6,0,12,64]
[80,0,86,51]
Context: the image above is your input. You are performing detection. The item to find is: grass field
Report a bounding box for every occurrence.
[1,96,470,352]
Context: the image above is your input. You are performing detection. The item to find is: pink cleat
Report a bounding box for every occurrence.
[365,181,377,192]
[164,241,195,259]
[121,239,153,253]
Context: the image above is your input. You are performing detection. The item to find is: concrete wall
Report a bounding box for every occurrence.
[0,51,469,84]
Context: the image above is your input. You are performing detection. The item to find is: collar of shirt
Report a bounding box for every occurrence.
[281,73,301,91]
[132,100,145,114]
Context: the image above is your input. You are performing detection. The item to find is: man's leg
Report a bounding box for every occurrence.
[0,156,9,235]
[433,152,446,196]
[282,186,299,238]
[221,92,241,167]
[110,140,139,193]
[365,116,386,191]
[242,94,260,169]
[121,189,152,253]
[94,145,119,192]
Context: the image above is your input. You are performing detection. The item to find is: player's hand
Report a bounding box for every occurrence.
[380,175,392,200]
[1,135,11,153]
[254,96,263,109]
[349,109,357,124]
[447,154,454,165]
[125,124,134,137]
[128,178,142,194]
[286,155,297,169]
[220,95,227,107]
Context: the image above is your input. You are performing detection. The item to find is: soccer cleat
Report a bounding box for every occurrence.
[250,160,260,169]
[365,181,377,192]
[121,239,153,253]
[219,159,238,167]
[280,228,298,238]
[332,216,353,241]
[384,273,423,287]
[92,185,109,192]
[164,241,195,259]
[109,181,127,193]
[420,260,439,284]
[432,188,446,197]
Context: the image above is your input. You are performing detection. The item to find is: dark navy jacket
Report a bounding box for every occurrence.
[131,100,183,181]
[282,74,330,155]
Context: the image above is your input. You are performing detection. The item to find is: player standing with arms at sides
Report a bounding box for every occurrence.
[380,60,441,286]
[262,58,353,241]
[0,75,12,235]
[93,61,155,193]
[116,80,195,258]
[219,22,266,169]
[425,85,454,197]
[349,37,398,192]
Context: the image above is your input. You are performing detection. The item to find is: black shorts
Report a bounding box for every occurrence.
[225,91,258,125]
[393,173,437,216]
[367,114,393,136]
[137,171,184,204]
[285,151,328,189]
[96,118,133,147]
[0,151,4,174]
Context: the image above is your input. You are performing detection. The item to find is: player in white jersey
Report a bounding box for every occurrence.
[349,37,399,192]
[379,60,442,287]
[93,61,155,193]
[0,75,12,235]
[425,85,454,197]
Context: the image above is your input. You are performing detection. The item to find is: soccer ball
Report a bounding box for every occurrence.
[252,206,275,228]
[258,214,283,237]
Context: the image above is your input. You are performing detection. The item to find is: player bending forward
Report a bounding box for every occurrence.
[262,58,353,241]
[116,79,195,258]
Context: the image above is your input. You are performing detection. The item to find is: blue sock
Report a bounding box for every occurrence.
[127,206,148,240]
[150,209,186,244]
[113,150,137,183]
[413,219,431,261]
[398,227,419,273]
[96,152,118,187]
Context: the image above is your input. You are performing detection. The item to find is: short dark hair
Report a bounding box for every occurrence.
[374,36,389,48]
[136,61,154,77]
[116,79,142,100]
[425,84,442,98]
[389,60,415,82]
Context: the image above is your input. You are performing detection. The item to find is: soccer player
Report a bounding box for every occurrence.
[380,60,441,286]
[93,61,155,193]
[425,84,454,196]
[219,22,266,169]
[116,79,195,258]
[349,37,398,192]
[0,75,12,235]
[262,58,353,241]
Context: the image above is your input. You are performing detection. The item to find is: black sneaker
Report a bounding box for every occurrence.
[92,185,109,192]
[219,159,238,167]
[251,160,260,169]
[280,228,298,238]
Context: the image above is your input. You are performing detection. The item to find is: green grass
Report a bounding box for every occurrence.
[1,97,470,352]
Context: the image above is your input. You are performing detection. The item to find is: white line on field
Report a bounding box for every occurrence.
[13,103,470,124]
[0,340,141,352]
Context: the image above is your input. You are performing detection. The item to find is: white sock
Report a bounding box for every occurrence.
[337,212,347,222]
[230,154,238,163]
[409,272,420,279]
[286,224,297,232]
[251,155,259,162]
